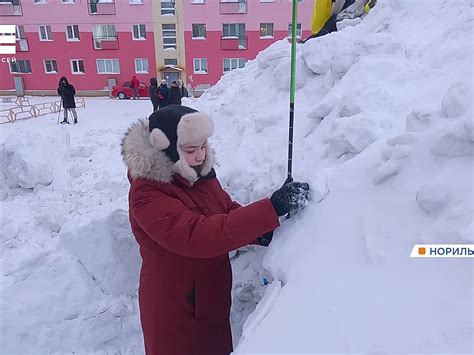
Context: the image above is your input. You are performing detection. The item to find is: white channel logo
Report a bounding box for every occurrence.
[0,25,16,55]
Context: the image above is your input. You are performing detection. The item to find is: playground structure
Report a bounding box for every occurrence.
[0,97,86,124]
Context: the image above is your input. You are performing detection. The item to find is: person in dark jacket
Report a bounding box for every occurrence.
[149,78,159,112]
[168,81,182,105]
[121,105,310,355]
[157,80,170,109]
[57,76,78,124]
[178,79,189,98]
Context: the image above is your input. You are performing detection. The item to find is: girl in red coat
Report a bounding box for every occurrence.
[121,105,309,355]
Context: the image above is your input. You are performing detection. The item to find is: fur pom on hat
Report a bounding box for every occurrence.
[177,112,214,146]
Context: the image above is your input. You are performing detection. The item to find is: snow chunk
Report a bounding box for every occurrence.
[308,95,341,120]
[463,117,474,142]
[59,206,140,296]
[416,184,451,215]
[416,165,473,221]
[70,145,96,159]
[325,113,385,158]
[373,159,402,185]
[302,33,360,75]
[430,124,474,157]
[386,132,418,146]
[405,109,436,132]
[0,128,69,189]
[340,101,363,117]
[257,40,290,70]
[309,174,330,203]
[441,82,473,118]
[272,51,313,90]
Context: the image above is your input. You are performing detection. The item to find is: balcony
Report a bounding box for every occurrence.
[88,1,115,15]
[219,0,247,14]
[93,36,119,50]
[221,36,247,50]
[16,38,28,52]
[0,0,23,16]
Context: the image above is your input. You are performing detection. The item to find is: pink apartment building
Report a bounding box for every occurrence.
[182,0,313,91]
[0,0,156,94]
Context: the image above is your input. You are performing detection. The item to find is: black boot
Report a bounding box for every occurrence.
[74,118,77,124]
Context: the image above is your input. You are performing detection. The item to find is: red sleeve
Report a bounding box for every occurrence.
[131,184,280,259]
[222,189,242,212]
[220,183,273,247]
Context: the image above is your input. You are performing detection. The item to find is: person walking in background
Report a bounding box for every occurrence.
[149,78,159,112]
[178,79,189,98]
[157,80,170,109]
[57,76,78,124]
[168,81,182,105]
[131,75,140,100]
[121,105,310,355]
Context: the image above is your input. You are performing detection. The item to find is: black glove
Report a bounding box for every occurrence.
[270,181,310,217]
[257,230,274,247]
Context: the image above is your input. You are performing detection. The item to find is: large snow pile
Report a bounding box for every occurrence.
[0,0,472,353]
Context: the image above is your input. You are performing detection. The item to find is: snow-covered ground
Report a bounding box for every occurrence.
[1,0,473,353]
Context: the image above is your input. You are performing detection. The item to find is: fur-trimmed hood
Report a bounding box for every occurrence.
[121,119,214,184]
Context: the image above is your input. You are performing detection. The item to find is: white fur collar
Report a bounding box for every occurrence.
[121,119,213,183]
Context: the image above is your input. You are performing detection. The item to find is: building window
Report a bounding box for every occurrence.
[61,0,75,3]
[260,23,274,38]
[10,60,32,74]
[132,24,146,40]
[129,0,143,3]
[162,24,177,50]
[160,0,175,16]
[93,24,117,49]
[223,58,246,73]
[93,24,116,39]
[192,24,206,39]
[71,59,85,74]
[66,25,80,41]
[135,58,149,73]
[193,58,207,74]
[222,23,245,38]
[191,0,205,3]
[39,25,53,41]
[164,58,178,66]
[97,59,120,74]
[44,59,58,74]
[288,22,302,37]
[33,0,47,4]
[15,25,25,39]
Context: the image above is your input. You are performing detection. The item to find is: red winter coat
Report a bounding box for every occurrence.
[131,76,140,89]
[121,119,280,355]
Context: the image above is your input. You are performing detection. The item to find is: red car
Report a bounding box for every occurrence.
[111,81,150,99]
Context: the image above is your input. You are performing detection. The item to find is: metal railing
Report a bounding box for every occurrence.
[219,1,247,14]
[0,1,22,16]
[88,1,116,15]
[92,35,119,50]
[0,98,85,125]
[220,35,247,50]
